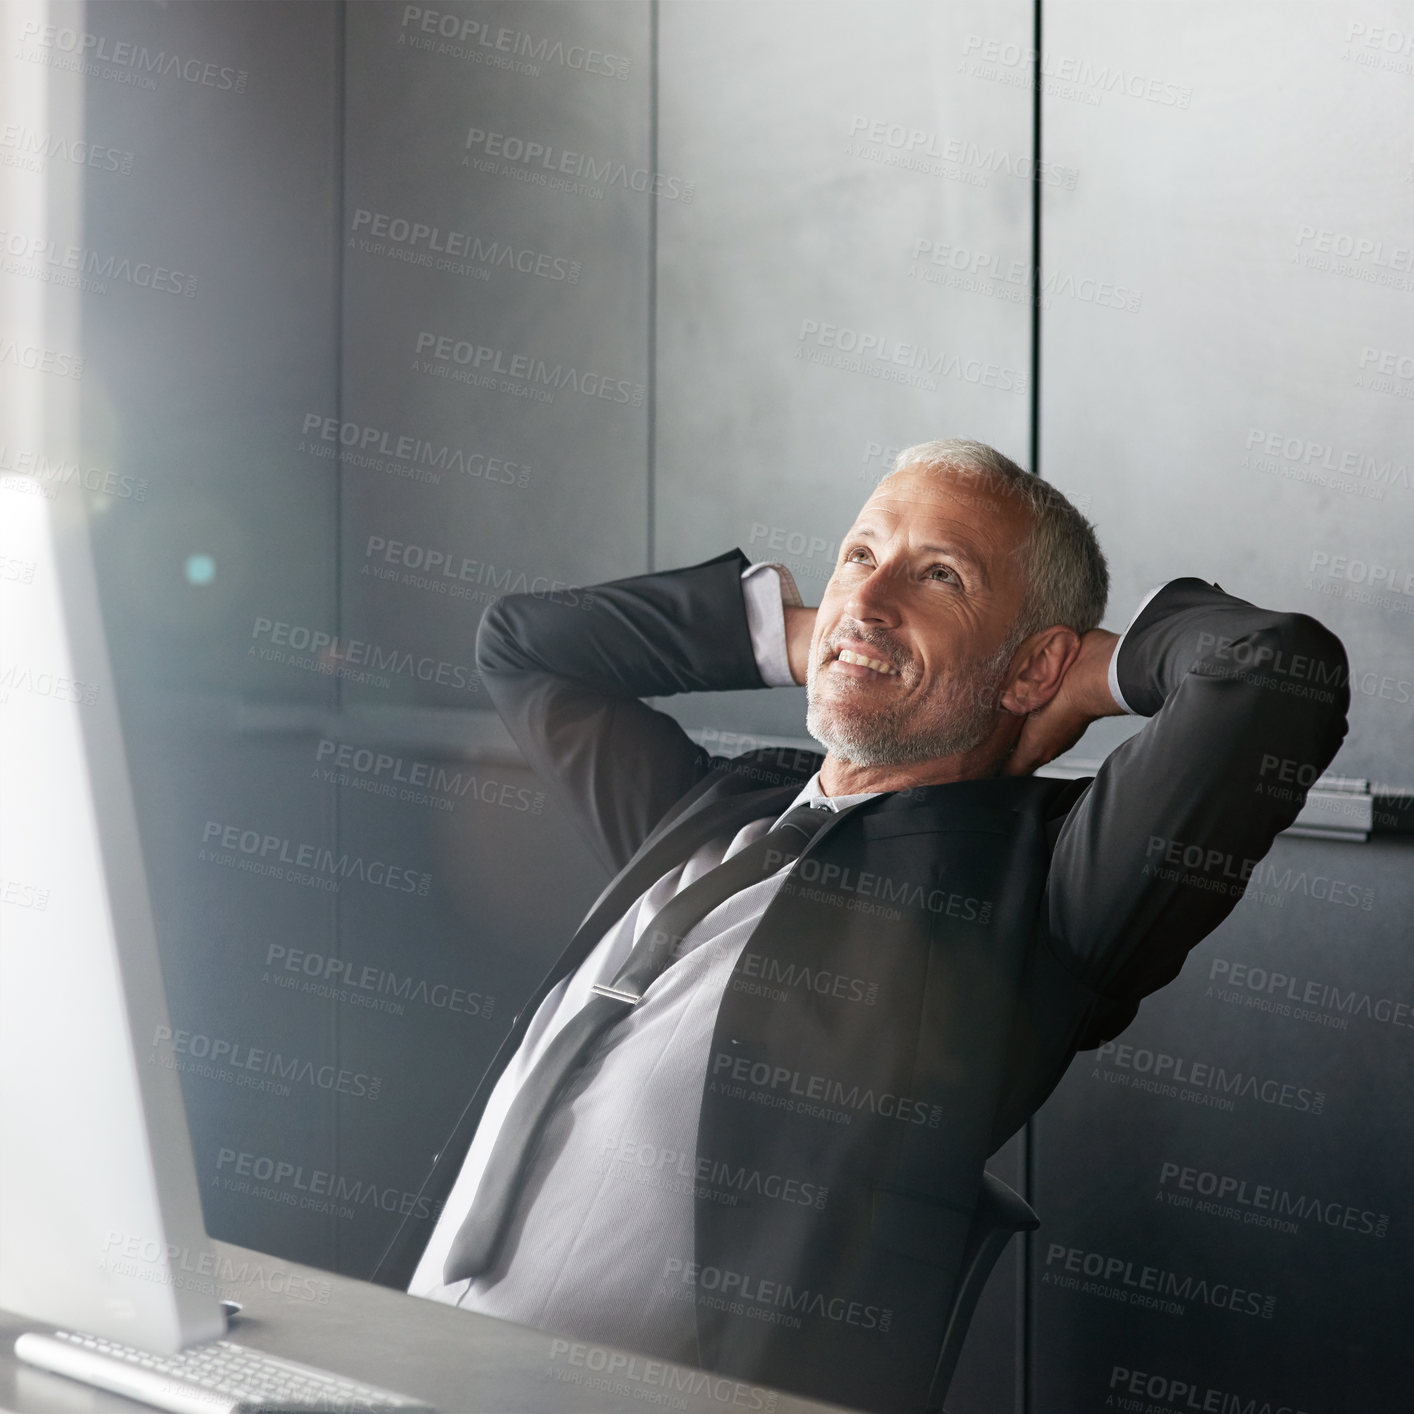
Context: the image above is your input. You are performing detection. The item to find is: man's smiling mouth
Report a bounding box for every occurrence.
[830,647,900,677]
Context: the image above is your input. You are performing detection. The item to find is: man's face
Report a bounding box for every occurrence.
[805,464,1032,768]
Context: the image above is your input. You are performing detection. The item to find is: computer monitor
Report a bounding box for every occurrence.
[0,475,228,1353]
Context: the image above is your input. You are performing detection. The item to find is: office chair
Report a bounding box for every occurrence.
[924,1171,1039,1412]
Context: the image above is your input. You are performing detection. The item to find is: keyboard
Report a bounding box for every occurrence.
[14,1329,435,1414]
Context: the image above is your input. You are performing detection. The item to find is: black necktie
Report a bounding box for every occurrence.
[443,802,833,1284]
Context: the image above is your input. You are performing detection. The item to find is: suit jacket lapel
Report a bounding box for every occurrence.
[560,779,805,973]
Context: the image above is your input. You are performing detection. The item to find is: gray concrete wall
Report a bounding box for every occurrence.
[1032,5,1414,1408]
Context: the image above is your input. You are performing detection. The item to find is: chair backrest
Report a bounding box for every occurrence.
[925,1171,1039,1412]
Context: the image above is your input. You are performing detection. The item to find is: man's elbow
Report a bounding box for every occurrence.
[1263,610,1352,746]
[1280,610,1350,704]
[474,595,522,678]
[1201,608,1349,747]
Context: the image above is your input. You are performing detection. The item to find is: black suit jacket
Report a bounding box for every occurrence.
[379,549,1349,1414]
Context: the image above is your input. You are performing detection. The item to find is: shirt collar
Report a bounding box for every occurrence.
[776,769,884,823]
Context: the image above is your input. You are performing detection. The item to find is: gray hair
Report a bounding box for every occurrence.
[885,438,1109,640]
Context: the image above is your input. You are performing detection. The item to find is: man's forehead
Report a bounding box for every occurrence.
[853,466,1022,537]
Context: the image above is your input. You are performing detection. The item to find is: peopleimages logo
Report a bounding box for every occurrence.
[1343,19,1414,76]
[1208,957,1406,1034]
[1353,345,1414,400]
[1108,1364,1311,1414]
[299,413,530,488]
[0,661,99,707]
[0,123,135,175]
[0,877,50,911]
[0,225,198,296]
[909,238,1143,313]
[0,442,149,500]
[795,318,1026,395]
[1294,224,1414,269]
[15,18,249,92]
[546,1339,777,1412]
[100,1234,328,1305]
[264,943,494,1020]
[215,1147,442,1223]
[249,616,479,693]
[1243,427,1410,500]
[363,535,594,609]
[846,114,1078,189]
[150,1025,382,1101]
[414,330,645,406]
[662,1259,893,1333]
[769,854,992,924]
[462,127,693,202]
[1142,833,1261,900]
[399,7,631,79]
[312,739,543,817]
[1091,1041,1325,1116]
[200,820,432,896]
[348,208,580,283]
[710,1051,944,1128]
[595,1135,828,1211]
[736,950,879,1006]
[1043,1243,1275,1320]
[1157,1159,1389,1240]
[0,336,83,379]
[1307,548,1414,598]
[959,35,1193,108]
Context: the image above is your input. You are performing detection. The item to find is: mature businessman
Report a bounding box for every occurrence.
[395,439,1349,1413]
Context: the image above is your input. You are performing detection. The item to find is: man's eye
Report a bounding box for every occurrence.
[927,565,959,584]
[845,547,870,564]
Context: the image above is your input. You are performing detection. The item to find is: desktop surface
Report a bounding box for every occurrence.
[0,1238,853,1414]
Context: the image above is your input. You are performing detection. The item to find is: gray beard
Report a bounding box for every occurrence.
[805,638,1016,769]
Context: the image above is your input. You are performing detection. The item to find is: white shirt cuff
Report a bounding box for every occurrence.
[1107,581,1169,715]
[741,562,803,687]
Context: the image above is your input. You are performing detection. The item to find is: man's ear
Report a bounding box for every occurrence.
[998,626,1081,716]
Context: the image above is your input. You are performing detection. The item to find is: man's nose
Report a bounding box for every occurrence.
[843,564,902,625]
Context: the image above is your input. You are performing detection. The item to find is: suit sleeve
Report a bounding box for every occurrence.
[1043,578,1350,1043]
[474,548,771,875]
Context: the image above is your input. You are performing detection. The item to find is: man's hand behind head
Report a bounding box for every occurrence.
[784,604,818,686]
[1003,628,1121,777]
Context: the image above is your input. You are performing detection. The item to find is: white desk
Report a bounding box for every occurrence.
[0,1239,852,1414]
